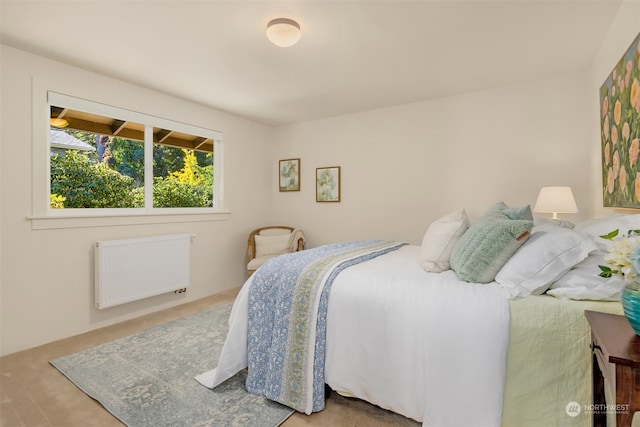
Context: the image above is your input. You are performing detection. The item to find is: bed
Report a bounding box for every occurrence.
[197,206,639,427]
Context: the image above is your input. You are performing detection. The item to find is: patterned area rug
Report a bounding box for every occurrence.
[50,303,294,427]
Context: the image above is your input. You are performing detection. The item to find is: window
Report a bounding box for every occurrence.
[152,128,213,209]
[46,92,223,215]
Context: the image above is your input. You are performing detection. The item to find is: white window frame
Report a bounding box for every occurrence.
[30,81,229,230]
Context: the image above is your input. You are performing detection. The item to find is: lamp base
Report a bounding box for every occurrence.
[544,217,575,229]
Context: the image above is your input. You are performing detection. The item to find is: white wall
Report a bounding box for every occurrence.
[588,1,640,217]
[270,72,593,247]
[0,45,273,356]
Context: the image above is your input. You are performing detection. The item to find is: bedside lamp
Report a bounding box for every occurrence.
[534,186,578,220]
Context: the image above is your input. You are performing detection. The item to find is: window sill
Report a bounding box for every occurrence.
[29,211,231,230]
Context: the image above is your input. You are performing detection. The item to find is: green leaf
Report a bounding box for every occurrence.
[598,265,614,278]
[599,229,619,240]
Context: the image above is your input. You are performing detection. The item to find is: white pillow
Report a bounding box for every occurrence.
[495,223,597,298]
[419,209,469,273]
[575,214,640,251]
[547,250,624,301]
[575,214,640,236]
[255,233,291,258]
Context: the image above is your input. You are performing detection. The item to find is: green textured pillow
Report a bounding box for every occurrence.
[450,202,533,283]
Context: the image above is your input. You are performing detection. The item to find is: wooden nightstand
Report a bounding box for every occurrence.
[585,310,640,427]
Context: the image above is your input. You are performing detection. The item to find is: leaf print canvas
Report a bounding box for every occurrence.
[316,166,340,202]
[279,158,300,192]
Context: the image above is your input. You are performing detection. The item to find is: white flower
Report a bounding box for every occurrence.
[600,230,640,280]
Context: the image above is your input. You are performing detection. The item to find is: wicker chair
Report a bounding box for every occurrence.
[247,226,305,277]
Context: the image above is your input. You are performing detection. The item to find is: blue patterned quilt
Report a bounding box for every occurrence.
[246,240,406,414]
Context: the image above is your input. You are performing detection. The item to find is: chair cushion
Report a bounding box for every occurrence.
[255,233,291,258]
[248,255,277,271]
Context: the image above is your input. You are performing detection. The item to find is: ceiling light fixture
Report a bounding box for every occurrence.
[266,18,301,47]
[50,117,69,128]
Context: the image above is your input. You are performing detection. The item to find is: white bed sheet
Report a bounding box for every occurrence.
[324,245,510,426]
[198,245,511,426]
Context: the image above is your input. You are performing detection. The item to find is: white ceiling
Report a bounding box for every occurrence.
[0,0,624,126]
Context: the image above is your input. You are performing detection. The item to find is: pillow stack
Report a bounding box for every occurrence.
[449,202,533,283]
[418,203,621,299]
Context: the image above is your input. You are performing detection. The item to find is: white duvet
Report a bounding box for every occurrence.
[196,245,510,426]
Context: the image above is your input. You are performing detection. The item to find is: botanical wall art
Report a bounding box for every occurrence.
[316,166,341,202]
[279,158,300,192]
[600,32,640,208]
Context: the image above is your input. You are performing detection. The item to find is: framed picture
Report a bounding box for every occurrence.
[316,166,341,202]
[600,32,640,208]
[279,158,300,192]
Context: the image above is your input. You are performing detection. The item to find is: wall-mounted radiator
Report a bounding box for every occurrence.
[95,234,191,309]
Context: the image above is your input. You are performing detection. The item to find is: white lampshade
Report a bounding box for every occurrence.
[266,18,301,47]
[534,186,578,220]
